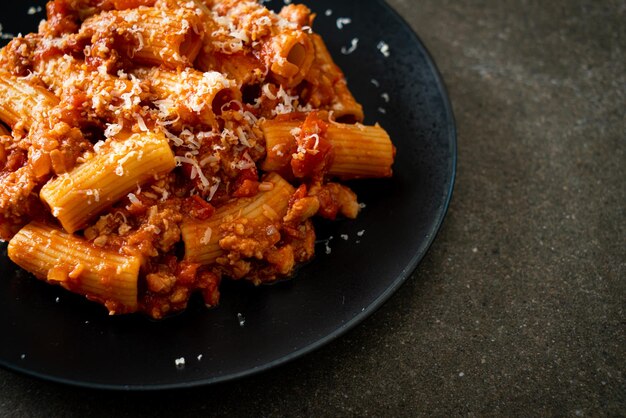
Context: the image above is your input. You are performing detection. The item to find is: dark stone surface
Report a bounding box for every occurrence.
[1,0,624,415]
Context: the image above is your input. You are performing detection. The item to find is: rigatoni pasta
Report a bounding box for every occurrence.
[133,67,241,129]
[303,34,364,123]
[0,70,59,130]
[78,6,203,68]
[0,0,395,318]
[261,115,394,179]
[8,222,142,314]
[40,132,176,233]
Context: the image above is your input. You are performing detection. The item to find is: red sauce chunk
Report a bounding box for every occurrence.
[290,112,333,179]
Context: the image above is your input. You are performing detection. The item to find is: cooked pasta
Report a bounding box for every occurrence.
[8,221,142,314]
[0,0,395,318]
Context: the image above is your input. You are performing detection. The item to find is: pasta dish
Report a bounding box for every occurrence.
[0,0,395,318]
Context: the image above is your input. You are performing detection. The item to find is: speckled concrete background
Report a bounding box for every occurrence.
[1,0,624,416]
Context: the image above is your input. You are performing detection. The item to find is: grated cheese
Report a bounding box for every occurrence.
[174,357,185,368]
[341,38,359,55]
[262,83,277,100]
[175,153,211,189]
[234,152,256,170]
[104,123,122,138]
[325,237,333,254]
[127,193,140,205]
[85,189,101,203]
[161,126,184,146]
[200,227,213,244]
[336,18,352,30]
[377,41,391,58]
[207,177,220,201]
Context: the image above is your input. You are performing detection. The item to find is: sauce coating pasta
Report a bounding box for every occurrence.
[0,0,395,318]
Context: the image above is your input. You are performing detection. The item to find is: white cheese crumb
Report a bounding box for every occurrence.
[358,202,367,209]
[381,93,390,103]
[341,38,359,55]
[55,297,60,303]
[104,123,122,138]
[20,354,26,360]
[127,193,140,205]
[377,41,391,57]
[237,313,246,327]
[0,23,15,40]
[207,177,220,201]
[378,107,387,114]
[174,357,186,368]
[357,230,365,237]
[136,113,149,132]
[371,78,380,87]
[85,189,100,203]
[325,9,333,16]
[200,227,212,245]
[336,18,351,30]
[324,236,334,254]
[197,354,203,361]
[340,234,349,241]
[27,6,43,15]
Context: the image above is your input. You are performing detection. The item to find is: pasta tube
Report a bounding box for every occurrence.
[208,0,314,87]
[135,67,240,127]
[181,172,295,265]
[267,30,315,88]
[8,222,142,314]
[304,34,364,123]
[40,132,176,233]
[195,51,265,87]
[80,6,203,68]
[0,70,58,130]
[261,119,394,179]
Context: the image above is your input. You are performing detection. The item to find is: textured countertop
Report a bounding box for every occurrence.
[1,0,624,416]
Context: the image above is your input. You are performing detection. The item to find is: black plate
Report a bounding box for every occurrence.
[0,0,456,389]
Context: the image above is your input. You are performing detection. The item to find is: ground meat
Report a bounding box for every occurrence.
[0,167,38,217]
[139,260,220,319]
[309,182,360,220]
[0,166,44,240]
[146,271,176,294]
[0,35,40,76]
[28,120,93,176]
[126,205,183,257]
[284,195,319,226]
